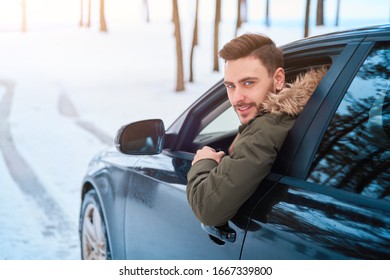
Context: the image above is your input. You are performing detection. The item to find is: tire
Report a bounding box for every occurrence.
[80,189,111,260]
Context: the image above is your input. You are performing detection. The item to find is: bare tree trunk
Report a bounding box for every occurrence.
[213,0,221,72]
[21,0,27,32]
[144,0,150,23]
[100,0,108,32]
[265,0,270,27]
[241,0,247,22]
[189,0,199,83]
[335,0,341,26]
[316,0,324,26]
[87,0,91,27]
[79,0,83,27]
[304,0,310,37]
[235,0,242,37]
[173,0,185,91]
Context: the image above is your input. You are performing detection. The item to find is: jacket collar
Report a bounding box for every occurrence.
[262,66,328,117]
[238,66,327,133]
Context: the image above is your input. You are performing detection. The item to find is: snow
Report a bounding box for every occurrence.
[0,0,388,260]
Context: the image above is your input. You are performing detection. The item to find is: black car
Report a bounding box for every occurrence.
[79,24,390,260]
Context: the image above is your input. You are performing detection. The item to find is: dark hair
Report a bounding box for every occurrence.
[219,33,284,76]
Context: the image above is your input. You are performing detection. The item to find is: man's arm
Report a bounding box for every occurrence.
[186,114,295,226]
[228,133,240,155]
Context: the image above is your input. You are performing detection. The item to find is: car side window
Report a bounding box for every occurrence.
[199,106,240,135]
[307,42,390,201]
[190,105,240,153]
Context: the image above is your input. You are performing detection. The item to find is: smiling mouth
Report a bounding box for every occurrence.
[237,105,251,112]
[235,103,254,113]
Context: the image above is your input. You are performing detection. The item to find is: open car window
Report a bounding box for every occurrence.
[189,62,331,154]
[192,105,240,153]
[198,106,239,135]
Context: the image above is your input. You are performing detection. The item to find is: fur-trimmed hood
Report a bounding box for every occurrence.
[262,67,328,116]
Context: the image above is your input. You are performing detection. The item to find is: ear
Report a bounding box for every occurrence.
[273,67,285,91]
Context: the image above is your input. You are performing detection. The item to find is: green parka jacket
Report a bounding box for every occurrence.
[186,67,327,226]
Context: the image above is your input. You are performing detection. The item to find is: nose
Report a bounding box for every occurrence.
[231,87,245,105]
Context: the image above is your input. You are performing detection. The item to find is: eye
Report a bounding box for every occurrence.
[225,84,235,89]
[243,81,253,86]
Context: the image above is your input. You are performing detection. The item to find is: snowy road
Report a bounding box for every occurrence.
[0,25,215,259]
[0,80,80,259]
[0,78,111,259]
[0,79,114,259]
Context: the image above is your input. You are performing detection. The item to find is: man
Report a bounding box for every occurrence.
[186,33,326,226]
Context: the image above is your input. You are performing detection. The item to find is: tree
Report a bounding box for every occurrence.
[241,0,248,22]
[213,0,221,72]
[265,0,270,27]
[79,0,91,28]
[87,0,91,27]
[235,0,248,36]
[235,0,242,37]
[304,0,310,37]
[79,0,83,27]
[335,0,341,26]
[144,0,150,23]
[100,0,108,32]
[172,0,185,91]
[189,0,199,83]
[316,0,324,26]
[21,0,27,32]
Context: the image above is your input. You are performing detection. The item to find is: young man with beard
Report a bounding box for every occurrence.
[186,33,326,226]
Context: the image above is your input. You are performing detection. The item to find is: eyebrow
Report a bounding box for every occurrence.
[224,77,259,85]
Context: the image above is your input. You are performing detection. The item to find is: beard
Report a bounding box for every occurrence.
[233,90,273,122]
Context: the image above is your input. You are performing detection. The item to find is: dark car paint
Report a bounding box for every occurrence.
[81,25,390,259]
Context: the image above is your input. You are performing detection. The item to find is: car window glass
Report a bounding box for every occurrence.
[199,106,240,135]
[307,42,390,201]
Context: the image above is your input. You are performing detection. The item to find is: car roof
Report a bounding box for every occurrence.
[280,24,390,52]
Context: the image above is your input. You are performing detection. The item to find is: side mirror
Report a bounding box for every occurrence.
[115,119,165,155]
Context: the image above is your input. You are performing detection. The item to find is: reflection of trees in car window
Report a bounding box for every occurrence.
[308,42,390,201]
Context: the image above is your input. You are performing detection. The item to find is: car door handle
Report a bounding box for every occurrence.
[201,223,236,243]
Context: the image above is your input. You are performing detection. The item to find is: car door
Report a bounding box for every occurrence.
[122,85,245,259]
[241,40,390,259]
[123,151,248,259]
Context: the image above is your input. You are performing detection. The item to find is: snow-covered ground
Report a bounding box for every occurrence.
[0,0,388,260]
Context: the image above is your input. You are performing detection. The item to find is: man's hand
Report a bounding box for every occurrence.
[192,146,225,166]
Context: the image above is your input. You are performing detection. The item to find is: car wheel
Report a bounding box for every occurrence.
[80,189,111,260]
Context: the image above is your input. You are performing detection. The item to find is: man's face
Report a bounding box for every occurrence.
[223,56,281,125]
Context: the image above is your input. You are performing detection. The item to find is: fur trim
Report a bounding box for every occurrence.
[262,66,328,116]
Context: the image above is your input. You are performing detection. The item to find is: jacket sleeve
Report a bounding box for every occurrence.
[186,114,294,226]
